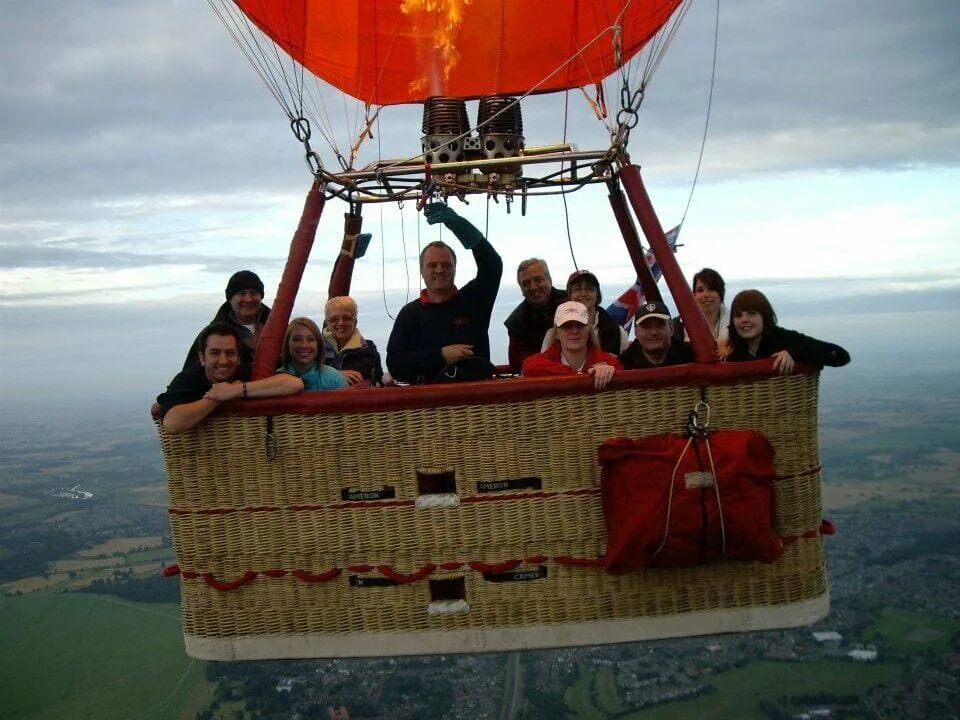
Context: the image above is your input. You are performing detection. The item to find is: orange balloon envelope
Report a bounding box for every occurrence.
[234,0,683,106]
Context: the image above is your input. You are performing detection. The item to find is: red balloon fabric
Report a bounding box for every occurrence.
[234,0,683,105]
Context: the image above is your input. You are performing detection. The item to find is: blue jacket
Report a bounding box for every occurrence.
[279,361,349,391]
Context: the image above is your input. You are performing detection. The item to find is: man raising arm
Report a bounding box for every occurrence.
[386,202,503,384]
[158,322,303,435]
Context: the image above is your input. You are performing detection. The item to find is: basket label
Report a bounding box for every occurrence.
[349,575,399,588]
[482,565,547,583]
[684,471,715,489]
[476,477,542,493]
[341,486,396,501]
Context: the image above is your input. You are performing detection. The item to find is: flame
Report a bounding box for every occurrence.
[401,0,471,95]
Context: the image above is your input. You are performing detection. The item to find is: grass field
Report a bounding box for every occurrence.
[53,557,123,573]
[565,665,606,720]
[862,607,960,655]
[593,666,624,714]
[621,660,900,720]
[564,660,901,720]
[77,535,164,557]
[0,591,206,720]
[0,490,27,507]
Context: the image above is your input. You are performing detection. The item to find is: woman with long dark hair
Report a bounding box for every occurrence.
[726,290,850,374]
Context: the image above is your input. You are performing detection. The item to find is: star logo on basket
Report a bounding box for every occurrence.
[685,471,715,489]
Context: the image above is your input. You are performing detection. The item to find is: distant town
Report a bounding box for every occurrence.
[1,362,958,720]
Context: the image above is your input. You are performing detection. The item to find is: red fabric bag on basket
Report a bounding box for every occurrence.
[598,431,783,573]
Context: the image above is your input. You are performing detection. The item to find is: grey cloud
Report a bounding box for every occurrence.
[0,242,278,273]
[1,0,957,283]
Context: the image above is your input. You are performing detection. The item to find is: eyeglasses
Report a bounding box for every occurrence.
[328,315,356,324]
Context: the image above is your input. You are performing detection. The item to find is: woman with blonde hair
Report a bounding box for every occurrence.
[279,317,349,391]
[323,296,384,385]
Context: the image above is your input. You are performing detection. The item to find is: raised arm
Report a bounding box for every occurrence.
[424,202,503,299]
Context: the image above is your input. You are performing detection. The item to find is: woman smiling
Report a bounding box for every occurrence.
[279,317,349,391]
[726,290,850,375]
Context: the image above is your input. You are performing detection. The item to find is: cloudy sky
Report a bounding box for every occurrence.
[2,0,958,410]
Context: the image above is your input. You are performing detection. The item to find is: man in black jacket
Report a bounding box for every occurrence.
[503,258,566,372]
[183,270,270,369]
[386,203,502,384]
[160,323,302,434]
[620,302,694,369]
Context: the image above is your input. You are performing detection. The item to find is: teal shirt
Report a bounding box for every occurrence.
[279,362,349,391]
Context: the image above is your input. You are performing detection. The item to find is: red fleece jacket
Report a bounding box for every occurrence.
[521,342,623,378]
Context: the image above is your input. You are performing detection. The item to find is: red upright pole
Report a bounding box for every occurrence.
[607,179,662,304]
[618,164,716,363]
[327,210,364,298]
[251,181,326,379]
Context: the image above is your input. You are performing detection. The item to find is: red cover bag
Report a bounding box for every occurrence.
[598,430,783,573]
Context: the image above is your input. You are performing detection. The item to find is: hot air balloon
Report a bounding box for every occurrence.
[158,0,835,660]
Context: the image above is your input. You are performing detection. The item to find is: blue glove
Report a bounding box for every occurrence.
[423,202,484,250]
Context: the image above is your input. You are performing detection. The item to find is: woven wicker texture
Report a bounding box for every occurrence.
[159,373,826,649]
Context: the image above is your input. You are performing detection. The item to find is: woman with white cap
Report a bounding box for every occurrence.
[522,301,623,389]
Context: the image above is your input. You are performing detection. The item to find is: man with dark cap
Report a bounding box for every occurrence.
[183,270,271,369]
[619,301,694,369]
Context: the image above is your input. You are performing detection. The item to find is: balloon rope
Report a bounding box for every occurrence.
[560,89,579,270]
[680,0,720,228]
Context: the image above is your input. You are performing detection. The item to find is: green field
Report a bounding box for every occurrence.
[593,665,624,714]
[565,665,606,720]
[862,607,960,655]
[124,547,176,565]
[0,592,206,720]
[565,660,900,720]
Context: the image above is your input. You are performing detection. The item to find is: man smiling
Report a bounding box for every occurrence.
[620,302,694,369]
[386,203,502,384]
[159,323,303,434]
[183,270,271,369]
[503,258,565,372]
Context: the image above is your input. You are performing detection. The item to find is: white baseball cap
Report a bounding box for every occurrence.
[554,301,590,327]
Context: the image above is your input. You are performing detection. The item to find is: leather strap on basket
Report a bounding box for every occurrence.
[652,400,728,560]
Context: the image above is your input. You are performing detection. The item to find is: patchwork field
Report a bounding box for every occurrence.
[0,490,24,507]
[862,608,960,656]
[566,660,902,720]
[77,535,164,557]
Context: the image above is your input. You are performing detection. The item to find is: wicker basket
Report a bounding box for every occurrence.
[158,368,828,660]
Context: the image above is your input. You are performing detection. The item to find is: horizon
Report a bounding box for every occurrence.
[2,278,957,421]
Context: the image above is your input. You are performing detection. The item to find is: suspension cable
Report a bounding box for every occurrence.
[680,0,720,228]
[560,89,579,270]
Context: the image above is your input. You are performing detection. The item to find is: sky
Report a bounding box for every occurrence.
[1,0,959,411]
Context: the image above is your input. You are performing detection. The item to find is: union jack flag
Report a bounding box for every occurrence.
[605,225,680,333]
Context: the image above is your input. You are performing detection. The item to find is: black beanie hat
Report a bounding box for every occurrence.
[225,270,265,300]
